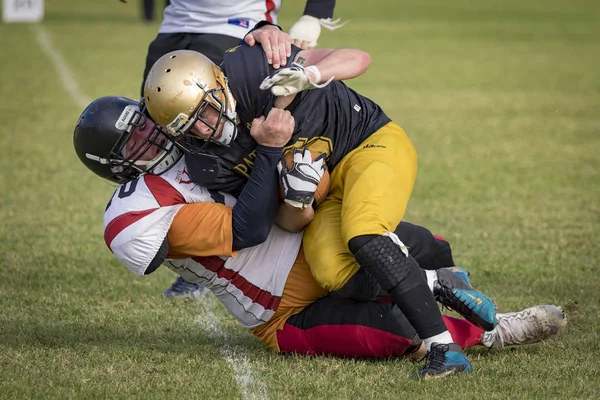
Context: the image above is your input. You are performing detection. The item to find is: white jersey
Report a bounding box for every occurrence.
[104,157,302,329]
[159,0,283,39]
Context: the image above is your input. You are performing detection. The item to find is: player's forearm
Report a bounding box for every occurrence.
[275,203,315,233]
[231,145,282,250]
[307,49,371,83]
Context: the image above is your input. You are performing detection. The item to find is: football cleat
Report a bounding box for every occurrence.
[434,267,498,331]
[417,343,473,380]
[482,304,567,349]
[163,276,207,298]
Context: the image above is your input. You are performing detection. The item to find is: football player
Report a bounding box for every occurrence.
[140,23,496,378]
[122,0,344,298]
[73,95,567,378]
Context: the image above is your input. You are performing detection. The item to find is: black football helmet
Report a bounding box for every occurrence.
[73,96,182,183]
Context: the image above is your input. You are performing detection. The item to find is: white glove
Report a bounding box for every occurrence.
[289,15,321,48]
[289,16,348,48]
[259,63,333,96]
[278,148,327,209]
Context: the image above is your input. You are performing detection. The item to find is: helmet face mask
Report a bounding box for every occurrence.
[144,50,238,155]
[74,96,182,183]
[114,107,176,172]
[168,89,236,151]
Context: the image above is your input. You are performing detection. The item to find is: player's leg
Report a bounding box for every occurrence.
[302,139,438,293]
[303,123,468,377]
[303,196,360,292]
[332,221,456,301]
[186,33,241,65]
[275,296,500,359]
[396,221,498,330]
[338,122,472,378]
[395,222,455,270]
[142,0,154,22]
[335,265,500,335]
[277,295,424,359]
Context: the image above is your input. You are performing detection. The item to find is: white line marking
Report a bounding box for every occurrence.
[31,25,266,398]
[197,294,270,400]
[31,25,91,108]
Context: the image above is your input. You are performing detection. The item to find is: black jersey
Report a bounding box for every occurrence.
[185,43,391,193]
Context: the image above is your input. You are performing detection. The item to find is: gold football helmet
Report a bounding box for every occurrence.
[143,50,238,151]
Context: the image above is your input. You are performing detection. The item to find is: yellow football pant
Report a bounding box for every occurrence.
[303,122,418,291]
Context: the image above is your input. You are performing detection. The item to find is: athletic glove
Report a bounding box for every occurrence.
[277,148,327,209]
[259,63,334,96]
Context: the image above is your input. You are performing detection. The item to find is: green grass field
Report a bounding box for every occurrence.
[1,0,599,398]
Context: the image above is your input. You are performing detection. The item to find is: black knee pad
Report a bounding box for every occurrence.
[331,269,381,302]
[353,235,419,292]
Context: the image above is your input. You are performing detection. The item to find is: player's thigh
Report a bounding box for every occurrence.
[338,122,418,242]
[186,33,241,65]
[277,295,423,358]
[303,198,359,291]
[395,222,455,269]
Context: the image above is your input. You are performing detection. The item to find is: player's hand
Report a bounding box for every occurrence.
[250,108,294,147]
[289,15,321,49]
[260,64,326,96]
[278,148,327,209]
[289,16,348,49]
[244,25,291,69]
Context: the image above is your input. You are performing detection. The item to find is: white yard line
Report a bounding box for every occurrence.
[31,25,91,108]
[32,24,267,399]
[197,295,270,400]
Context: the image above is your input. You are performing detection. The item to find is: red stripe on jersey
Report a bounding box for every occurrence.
[144,174,185,206]
[264,0,275,22]
[193,256,281,311]
[104,209,157,249]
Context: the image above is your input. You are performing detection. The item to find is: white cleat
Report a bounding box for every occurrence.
[482,304,567,349]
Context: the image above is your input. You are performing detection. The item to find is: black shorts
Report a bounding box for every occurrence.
[141,32,241,96]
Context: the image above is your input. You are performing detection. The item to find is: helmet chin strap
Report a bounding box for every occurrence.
[211,77,238,147]
[215,118,237,146]
[147,145,183,175]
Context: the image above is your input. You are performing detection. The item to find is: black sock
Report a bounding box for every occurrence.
[387,279,447,339]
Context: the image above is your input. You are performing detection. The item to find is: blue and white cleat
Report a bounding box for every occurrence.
[434,266,498,331]
[163,276,207,298]
[418,342,472,380]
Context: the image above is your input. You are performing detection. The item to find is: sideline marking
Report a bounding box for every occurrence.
[197,295,270,400]
[31,25,91,108]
